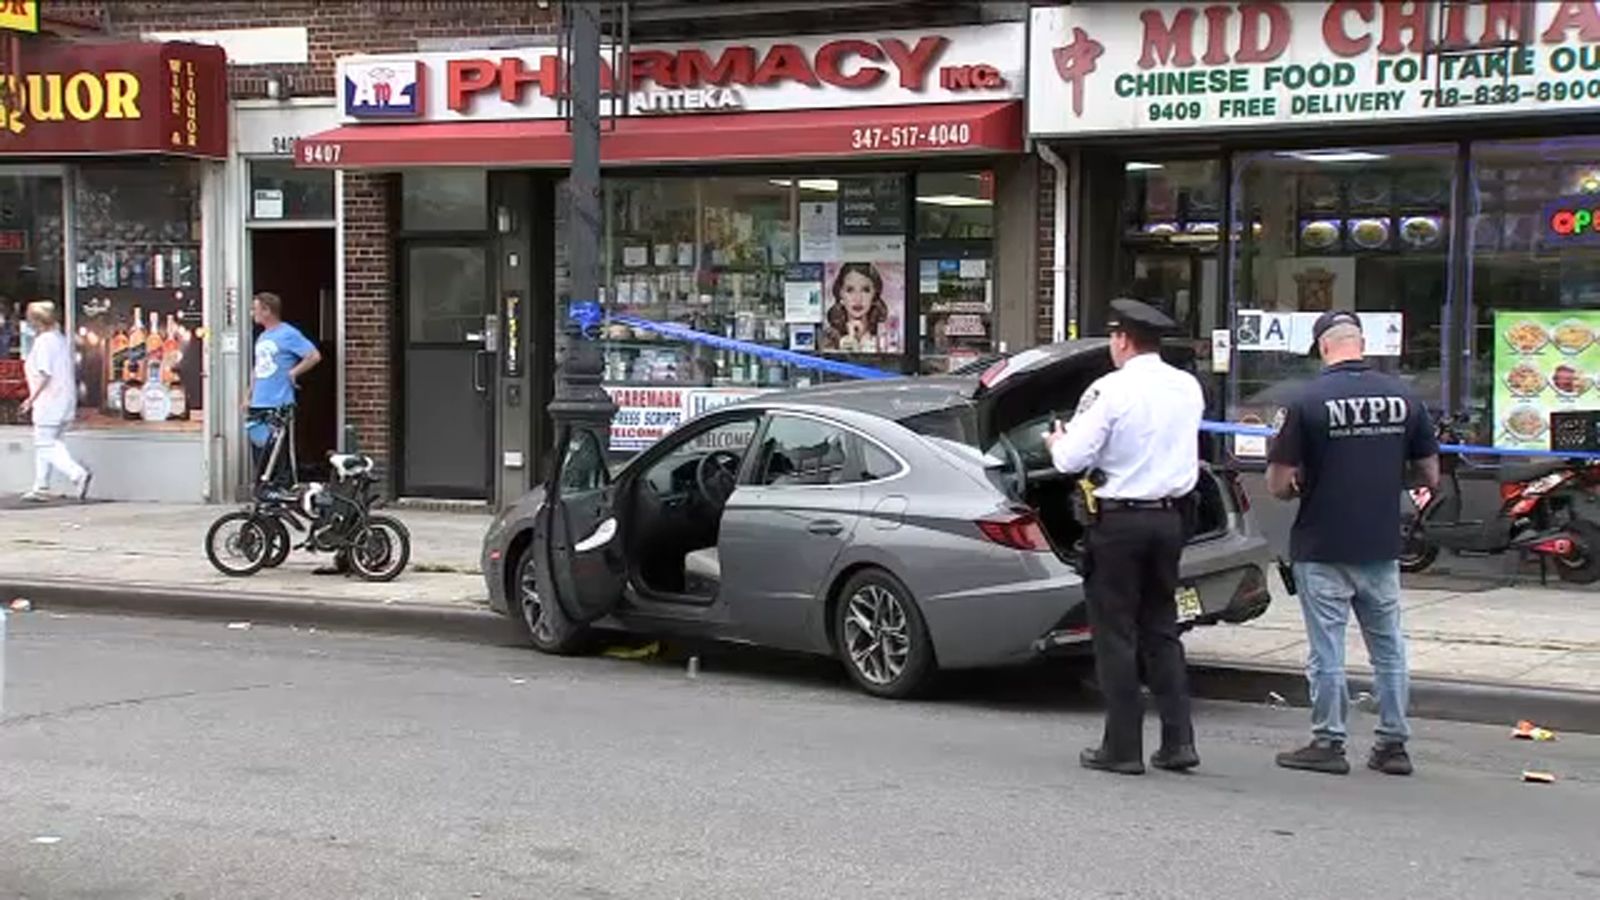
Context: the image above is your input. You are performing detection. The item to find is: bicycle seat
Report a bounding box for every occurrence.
[329,453,374,478]
[1500,459,1569,483]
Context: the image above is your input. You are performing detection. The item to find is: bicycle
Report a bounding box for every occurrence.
[204,406,411,581]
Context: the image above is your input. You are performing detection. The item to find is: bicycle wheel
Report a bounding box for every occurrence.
[205,511,272,577]
[348,514,411,583]
[262,515,292,569]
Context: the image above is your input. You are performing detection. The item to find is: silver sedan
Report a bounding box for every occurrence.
[482,340,1273,698]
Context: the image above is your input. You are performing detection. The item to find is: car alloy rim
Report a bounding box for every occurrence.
[518,562,557,644]
[843,583,911,686]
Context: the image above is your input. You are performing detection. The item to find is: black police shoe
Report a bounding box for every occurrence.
[1080,747,1145,775]
[1151,744,1200,772]
[1367,742,1413,776]
[1275,738,1351,775]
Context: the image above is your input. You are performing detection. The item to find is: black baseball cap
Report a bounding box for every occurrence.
[1309,310,1362,356]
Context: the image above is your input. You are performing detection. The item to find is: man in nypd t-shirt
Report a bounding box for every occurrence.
[1266,310,1440,777]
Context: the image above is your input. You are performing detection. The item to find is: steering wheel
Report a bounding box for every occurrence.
[997,433,1029,500]
[695,450,743,507]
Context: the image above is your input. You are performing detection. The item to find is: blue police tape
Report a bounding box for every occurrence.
[612,314,898,381]
[1198,419,1600,462]
[614,313,1600,463]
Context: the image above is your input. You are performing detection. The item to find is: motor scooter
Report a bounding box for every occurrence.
[1401,413,1600,584]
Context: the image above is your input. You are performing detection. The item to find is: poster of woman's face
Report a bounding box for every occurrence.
[821,261,903,355]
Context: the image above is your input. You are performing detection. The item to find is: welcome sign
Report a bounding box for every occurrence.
[1030,1,1600,136]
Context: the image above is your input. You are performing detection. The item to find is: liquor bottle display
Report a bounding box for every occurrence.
[71,164,206,428]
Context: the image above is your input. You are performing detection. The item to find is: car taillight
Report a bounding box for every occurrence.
[1222,469,1250,513]
[977,511,1052,552]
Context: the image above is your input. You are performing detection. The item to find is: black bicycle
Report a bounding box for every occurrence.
[205,407,411,581]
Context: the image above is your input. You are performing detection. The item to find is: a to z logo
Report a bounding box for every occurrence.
[344,61,423,118]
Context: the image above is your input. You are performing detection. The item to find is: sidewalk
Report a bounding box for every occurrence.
[2,499,1596,697]
[1185,578,1600,693]
[0,500,491,610]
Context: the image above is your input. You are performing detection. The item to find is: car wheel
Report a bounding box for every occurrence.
[834,568,936,699]
[513,546,593,655]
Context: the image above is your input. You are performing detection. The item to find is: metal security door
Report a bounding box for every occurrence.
[400,242,495,498]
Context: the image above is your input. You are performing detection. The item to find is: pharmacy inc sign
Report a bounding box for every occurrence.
[1029,1,1600,136]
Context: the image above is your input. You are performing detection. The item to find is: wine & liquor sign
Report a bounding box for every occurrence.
[1030,1,1600,136]
[0,41,227,157]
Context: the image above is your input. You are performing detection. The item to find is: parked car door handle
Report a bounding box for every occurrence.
[807,519,844,536]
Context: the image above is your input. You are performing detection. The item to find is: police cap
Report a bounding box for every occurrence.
[1106,298,1177,339]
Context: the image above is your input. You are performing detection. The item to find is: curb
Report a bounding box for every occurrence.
[7,579,1598,734]
[0,579,514,646]
[1188,660,1600,736]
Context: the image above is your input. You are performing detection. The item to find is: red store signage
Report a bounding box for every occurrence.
[337,23,1025,123]
[0,41,228,159]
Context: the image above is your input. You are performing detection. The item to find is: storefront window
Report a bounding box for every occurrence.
[1469,137,1600,451]
[1230,146,1453,452]
[249,160,334,221]
[72,162,204,431]
[567,173,912,454]
[917,171,994,374]
[597,173,910,389]
[0,173,66,425]
[401,169,487,232]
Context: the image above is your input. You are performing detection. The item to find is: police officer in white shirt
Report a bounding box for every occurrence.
[1045,298,1203,775]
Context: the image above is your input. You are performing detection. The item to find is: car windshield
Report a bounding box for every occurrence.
[897,404,1073,469]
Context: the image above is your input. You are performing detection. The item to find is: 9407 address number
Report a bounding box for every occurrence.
[299,142,343,165]
[850,123,973,151]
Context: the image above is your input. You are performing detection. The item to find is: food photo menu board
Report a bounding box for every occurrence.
[1494,310,1600,451]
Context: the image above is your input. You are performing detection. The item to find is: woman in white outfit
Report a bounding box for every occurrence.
[20,302,90,502]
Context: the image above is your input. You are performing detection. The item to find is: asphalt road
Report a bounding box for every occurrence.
[3,612,1597,900]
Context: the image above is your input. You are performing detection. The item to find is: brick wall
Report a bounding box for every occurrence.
[47,1,557,100]
[43,1,557,489]
[1036,162,1057,345]
[341,172,392,465]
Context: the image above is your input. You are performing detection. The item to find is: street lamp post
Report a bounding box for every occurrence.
[550,3,617,464]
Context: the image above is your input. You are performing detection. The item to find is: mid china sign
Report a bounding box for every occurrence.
[1030,1,1600,136]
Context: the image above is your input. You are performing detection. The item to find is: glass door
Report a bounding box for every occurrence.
[916,171,995,374]
[0,170,66,426]
[400,242,493,497]
[1117,158,1226,424]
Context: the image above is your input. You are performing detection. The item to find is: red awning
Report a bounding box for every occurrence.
[294,101,1021,169]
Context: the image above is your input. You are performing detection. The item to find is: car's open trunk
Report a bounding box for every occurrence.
[1023,469,1232,569]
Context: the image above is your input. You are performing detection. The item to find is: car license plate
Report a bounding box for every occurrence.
[1175,586,1202,623]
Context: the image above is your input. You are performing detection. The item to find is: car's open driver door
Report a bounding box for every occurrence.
[538,427,626,624]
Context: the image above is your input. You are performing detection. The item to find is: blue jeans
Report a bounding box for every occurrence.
[1293,561,1411,745]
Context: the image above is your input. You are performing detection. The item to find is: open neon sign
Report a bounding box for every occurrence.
[1544,196,1600,243]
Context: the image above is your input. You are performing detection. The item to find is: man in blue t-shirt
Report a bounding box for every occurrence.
[1266,311,1439,777]
[248,291,321,489]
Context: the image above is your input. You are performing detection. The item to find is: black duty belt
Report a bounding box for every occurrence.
[1098,497,1179,512]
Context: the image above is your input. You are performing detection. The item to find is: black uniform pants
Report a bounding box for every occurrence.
[1084,506,1194,761]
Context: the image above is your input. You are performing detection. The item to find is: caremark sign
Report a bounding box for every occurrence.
[337,24,1024,123]
[1030,2,1600,136]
